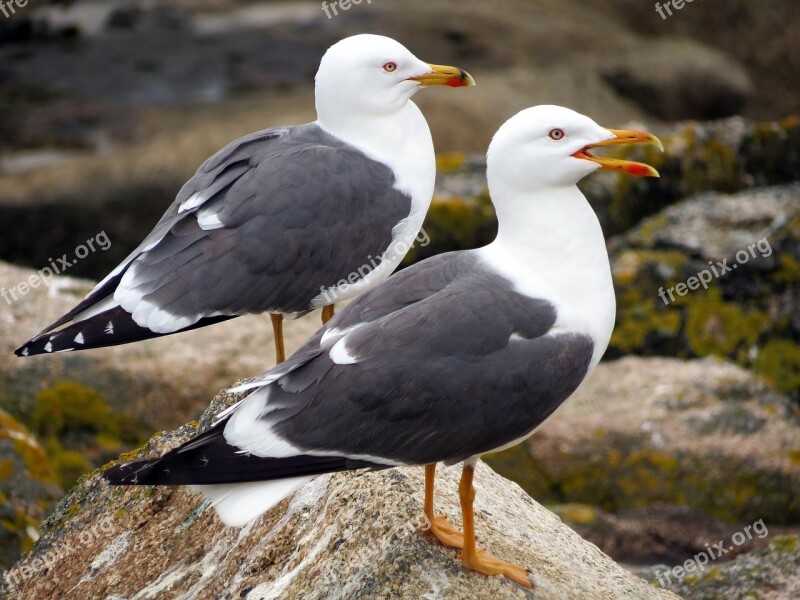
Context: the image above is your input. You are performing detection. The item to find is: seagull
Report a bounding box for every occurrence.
[103,106,662,587]
[15,34,474,363]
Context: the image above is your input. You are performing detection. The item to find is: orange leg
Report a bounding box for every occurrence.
[423,464,464,548]
[458,464,531,587]
[321,304,335,324]
[270,313,285,364]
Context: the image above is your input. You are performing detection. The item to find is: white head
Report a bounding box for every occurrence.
[315,34,474,128]
[487,105,662,191]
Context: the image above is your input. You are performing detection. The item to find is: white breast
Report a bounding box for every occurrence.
[310,101,435,307]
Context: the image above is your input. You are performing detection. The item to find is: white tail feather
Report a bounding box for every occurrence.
[192,476,314,527]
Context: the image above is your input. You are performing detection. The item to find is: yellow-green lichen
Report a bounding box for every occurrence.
[487,432,800,524]
[754,339,800,394]
[771,534,798,553]
[774,254,800,284]
[11,438,57,484]
[435,152,466,173]
[554,503,597,526]
[684,291,768,357]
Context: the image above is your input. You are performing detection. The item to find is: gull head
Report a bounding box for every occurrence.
[315,34,474,122]
[487,105,662,190]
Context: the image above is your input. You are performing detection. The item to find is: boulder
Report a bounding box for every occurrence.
[486,356,800,526]
[637,534,800,600]
[600,38,753,121]
[0,260,322,434]
[606,184,800,400]
[0,410,62,570]
[1,391,679,599]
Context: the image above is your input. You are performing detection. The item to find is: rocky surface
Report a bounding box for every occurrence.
[485,356,800,525]
[553,503,774,567]
[640,534,800,600]
[607,184,800,400]
[422,116,800,259]
[1,391,678,600]
[0,410,61,570]
[0,260,322,433]
[600,37,753,121]
[602,0,800,120]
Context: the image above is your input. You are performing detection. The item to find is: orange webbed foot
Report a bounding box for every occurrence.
[423,513,464,549]
[460,547,532,588]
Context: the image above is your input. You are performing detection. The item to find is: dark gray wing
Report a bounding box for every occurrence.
[19,123,413,353]
[117,123,413,318]
[245,251,595,466]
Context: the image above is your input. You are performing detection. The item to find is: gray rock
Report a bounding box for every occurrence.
[486,356,800,525]
[637,534,800,600]
[601,38,753,120]
[0,260,323,434]
[0,410,62,571]
[1,393,678,599]
[605,184,800,399]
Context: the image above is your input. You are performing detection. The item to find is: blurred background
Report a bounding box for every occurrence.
[0,0,798,596]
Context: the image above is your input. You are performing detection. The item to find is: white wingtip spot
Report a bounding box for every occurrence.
[105,321,114,335]
[196,210,224,231]
[74,332,85,344]
[178,192,205,213]
[21,347,29,356]
[44,342,53,353]
[329,337,359,365]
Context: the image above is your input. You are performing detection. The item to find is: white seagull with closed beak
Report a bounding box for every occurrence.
[16,34,474,363]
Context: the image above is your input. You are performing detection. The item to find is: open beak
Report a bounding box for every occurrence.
[572,129,663,177]
[410,64,476,88]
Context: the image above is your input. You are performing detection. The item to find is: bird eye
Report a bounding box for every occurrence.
[548,128,565,140]
[383,62,398,72]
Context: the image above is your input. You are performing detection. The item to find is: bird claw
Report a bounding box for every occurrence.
[459,547,532,588]
[424,513,464,549]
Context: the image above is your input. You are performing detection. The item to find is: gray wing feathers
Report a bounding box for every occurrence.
[253,252,595,466]
[119,124,412,318]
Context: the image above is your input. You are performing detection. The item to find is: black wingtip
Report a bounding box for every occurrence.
[102,459,153,485]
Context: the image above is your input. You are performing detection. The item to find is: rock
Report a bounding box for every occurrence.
[605,184,800,399]
[422,117,800,254]
[0,259,322,433]
[579,116,800,234]
[600,38,753,121]
[553,503,772,567]
[597,0,800,120]
[0,410,62,571]
[486,356,800,527]
[637,534,800,600]
[1,392,678,600]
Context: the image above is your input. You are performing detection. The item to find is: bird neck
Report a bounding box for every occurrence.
[316,100,435,243]
[480,184,616,367]
[316,101,435,196]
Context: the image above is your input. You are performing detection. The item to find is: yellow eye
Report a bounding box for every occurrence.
[549,128,565,140]
[383,62,398,72]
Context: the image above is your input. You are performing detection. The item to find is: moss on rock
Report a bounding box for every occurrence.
[487,430,800,525]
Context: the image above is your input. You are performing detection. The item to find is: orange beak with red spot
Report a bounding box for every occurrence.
[410,64,476,88]
[572,129,663,177]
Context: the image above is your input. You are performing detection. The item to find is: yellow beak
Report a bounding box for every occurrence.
[572,129,663,177]
[410,64,476,88]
